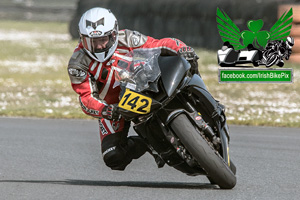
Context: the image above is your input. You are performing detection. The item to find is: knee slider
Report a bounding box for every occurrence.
[102,146,130,171]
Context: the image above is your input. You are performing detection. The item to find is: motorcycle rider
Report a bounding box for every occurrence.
[67,7,199,170]
[261,36,294,67]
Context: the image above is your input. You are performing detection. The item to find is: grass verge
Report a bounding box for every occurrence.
[0,20,299,127]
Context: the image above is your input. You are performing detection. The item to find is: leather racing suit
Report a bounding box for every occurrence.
[68,29,191,170]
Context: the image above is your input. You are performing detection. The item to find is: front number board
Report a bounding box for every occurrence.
[118,89,152,114]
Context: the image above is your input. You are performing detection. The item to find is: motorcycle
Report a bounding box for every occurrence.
[260,44,285,68]
[114,49,237,189]
[259,37,294,68]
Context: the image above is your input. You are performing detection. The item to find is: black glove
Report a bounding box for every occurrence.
[101,104,121,121]
[178,46,199,61]
[177,46,199,75]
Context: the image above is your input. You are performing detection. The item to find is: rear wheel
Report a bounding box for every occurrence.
[170,114,236,189]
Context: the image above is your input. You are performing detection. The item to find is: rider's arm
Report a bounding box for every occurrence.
[142,35,199,74]
[67,47,106,118]
[142,36,188,55]
[118,29,187,55]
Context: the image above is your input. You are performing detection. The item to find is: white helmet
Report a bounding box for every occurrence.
[79,7,119,62]
[286,36,294,49]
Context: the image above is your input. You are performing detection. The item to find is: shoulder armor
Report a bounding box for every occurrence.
[118,29,148,48]
[68,49,92,84]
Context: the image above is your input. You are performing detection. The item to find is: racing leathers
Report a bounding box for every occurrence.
[68,29,198,170]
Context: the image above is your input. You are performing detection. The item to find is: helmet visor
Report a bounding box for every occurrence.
[81,31,117,54]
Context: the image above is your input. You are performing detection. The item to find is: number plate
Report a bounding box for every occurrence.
[118,89,152,114]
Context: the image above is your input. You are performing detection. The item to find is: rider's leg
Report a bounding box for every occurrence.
[99,119,148,170]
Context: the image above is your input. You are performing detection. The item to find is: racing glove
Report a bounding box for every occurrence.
[101,104,121,121]
[177,46,199,75]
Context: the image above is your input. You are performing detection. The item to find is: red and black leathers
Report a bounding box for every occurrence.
[68,29,191,170]
[68,29,189,139]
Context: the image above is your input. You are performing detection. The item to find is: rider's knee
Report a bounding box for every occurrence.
[102,146,129,171]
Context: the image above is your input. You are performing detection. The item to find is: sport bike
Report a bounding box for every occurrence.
[114,49,237,189]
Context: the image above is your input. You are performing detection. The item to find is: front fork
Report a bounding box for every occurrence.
[176,93,231,167]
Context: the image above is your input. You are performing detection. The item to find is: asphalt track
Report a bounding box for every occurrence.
[0,117,300,200]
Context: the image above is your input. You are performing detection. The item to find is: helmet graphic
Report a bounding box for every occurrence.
[79,7,119,62]
[286,36,294,49]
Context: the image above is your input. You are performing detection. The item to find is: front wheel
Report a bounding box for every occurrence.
[170,114,236,189]
[265,54,279,67]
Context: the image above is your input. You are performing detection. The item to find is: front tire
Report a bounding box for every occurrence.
[266,54,279,67]
[170,114,236,189]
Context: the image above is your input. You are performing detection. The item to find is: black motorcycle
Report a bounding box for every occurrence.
[259,37,294,68]
[114,49,237,189]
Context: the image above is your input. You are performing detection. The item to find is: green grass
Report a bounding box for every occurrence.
[0,20,299,127]
[0,20,69,33]
[0,20,88,119]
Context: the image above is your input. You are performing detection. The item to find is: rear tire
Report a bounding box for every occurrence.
[170,114,236,189]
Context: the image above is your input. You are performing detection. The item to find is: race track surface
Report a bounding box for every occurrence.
[0,117,299,200]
